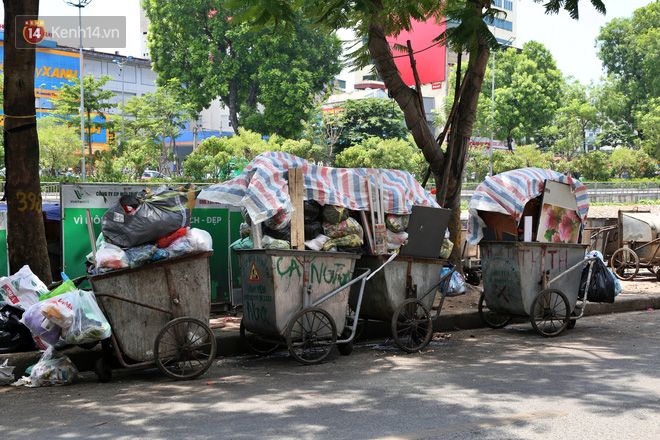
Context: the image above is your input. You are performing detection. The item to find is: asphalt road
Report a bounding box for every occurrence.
[1,310,658,440]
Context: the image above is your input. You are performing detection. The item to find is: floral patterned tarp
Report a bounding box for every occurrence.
[467,168,589,244]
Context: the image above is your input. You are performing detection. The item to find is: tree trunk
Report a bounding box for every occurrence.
[367,0,491,264]
[3,0,52,284]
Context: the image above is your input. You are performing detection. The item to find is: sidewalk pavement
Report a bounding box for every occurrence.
[2,292,658,380]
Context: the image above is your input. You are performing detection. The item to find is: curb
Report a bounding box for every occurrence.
[2,293,658,380]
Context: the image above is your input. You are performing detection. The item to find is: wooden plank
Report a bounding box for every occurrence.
[289,167,305,250]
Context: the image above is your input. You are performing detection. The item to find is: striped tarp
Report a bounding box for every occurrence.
[198,151,439,224]
[467,168,589,244]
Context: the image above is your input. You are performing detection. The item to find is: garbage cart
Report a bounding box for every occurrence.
[479,241,591,336]
[609,210,660,281]
[89,251,217,381]
[349,254,456,353]
[234,249,371,365]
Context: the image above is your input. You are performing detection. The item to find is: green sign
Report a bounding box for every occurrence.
[61,183,240,305]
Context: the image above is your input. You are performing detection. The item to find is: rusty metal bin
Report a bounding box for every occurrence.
[481,242,587,316]
[348,254,454,353]
[234,249,366,364]
[89,251,217,381]
[350,254,446,320]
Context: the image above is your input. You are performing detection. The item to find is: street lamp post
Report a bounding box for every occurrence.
[39,83,46,116]
[63,0,93,182]
[113,56,132,145]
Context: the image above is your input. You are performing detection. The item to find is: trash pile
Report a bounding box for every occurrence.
[89,184,213,273]
[206,152,444,256]
[0,265,110,387]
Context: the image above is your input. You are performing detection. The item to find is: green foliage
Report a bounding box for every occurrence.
[638,98,660,161]
[574,150,611,181]
[37,117,81,175]
[302,108,346,165]
[610,148,658,179]
[597,2,660,141]
[333,137,425,179]
[53,74,116,163]
[465,146,491,182]
[479,42,563,149]
[492,150,525,174]
[335,98,408,153]
[122,83,192,172]
[144,1,342,137]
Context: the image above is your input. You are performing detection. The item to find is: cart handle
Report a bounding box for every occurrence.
[365,252,398,281]
[310,267,372,309]
[546,256,599,288]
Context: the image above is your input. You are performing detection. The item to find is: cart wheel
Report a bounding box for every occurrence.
[610,248,639,281]
[286,307,337,365]
[239,319,280,356]
[530,289,570,337]
[478,293,513,329]
[567,311,577,330]
[94,357,112,383]
[154,317,217,380]
[391,299,433,353]
[337,329,354,356]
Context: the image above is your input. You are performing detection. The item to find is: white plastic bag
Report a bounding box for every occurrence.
[186,228,213,252]
[305,234,330,251]
[0,265,49,311]
[27,347,78,387]
[386,230,409,250]
[96,242,129,270]
[65,290,111,345]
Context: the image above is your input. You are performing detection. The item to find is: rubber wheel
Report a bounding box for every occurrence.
[530,289,570,337]
[391,298,433,353]
[286,307,337,365]
[478,293,513,329]
[567,311,577,330]
[95,357,112,383]
[239,319,280,356]
[154,317,217,380]
[610,248,639,281]
[337,329,354,356]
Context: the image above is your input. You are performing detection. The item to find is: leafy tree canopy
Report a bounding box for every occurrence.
[143,0,342,138]
[597,2,660,139]
[37,117,81,176]
[334,98,408,153]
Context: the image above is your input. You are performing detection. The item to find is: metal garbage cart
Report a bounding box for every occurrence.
[479,242,591,336]
[89,251,217,381]
[234,249,371,365]
[349,254,456,353]
[609,210,660,281]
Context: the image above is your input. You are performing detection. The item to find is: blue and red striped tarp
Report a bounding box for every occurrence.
[198,151,439,224]
[467,168,589,244]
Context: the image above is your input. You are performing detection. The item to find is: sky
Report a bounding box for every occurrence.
[1,0,655,84]
[517,0,654,84]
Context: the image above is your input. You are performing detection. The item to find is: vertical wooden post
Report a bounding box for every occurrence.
[289,167,305,250]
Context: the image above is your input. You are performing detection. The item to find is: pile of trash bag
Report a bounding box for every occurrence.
[88,184,213,274]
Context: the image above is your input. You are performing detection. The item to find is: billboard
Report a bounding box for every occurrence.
[386,18,447,86]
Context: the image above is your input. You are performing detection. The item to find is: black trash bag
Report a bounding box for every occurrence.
[578,258,615,303]
[0,305,35,354]
[304,200,322,222]
[102,185,199,248]
[304,221,323,240]
[263,220,324,242]
[263,224,291,241]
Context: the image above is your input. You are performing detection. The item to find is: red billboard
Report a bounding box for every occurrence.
[386,18,447,86]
